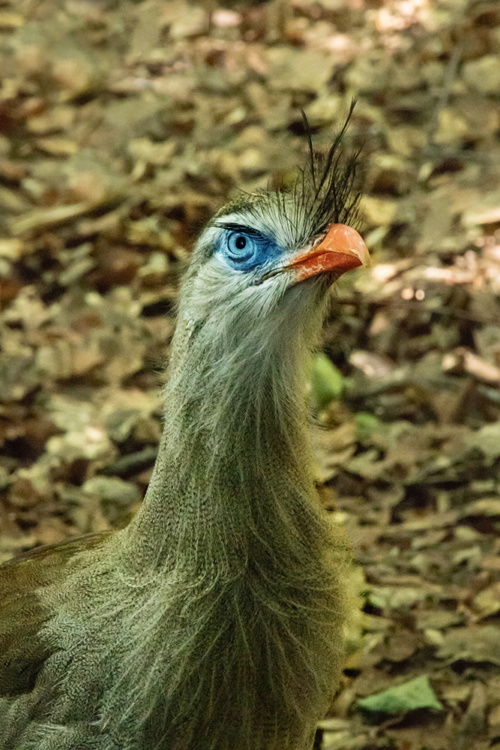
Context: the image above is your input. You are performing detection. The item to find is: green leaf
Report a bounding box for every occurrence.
[354,412,380,441]
[310,353,344,410]
[357,675,443,715]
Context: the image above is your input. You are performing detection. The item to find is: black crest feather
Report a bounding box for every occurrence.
[290,100,361,245]
[210,102,361,255]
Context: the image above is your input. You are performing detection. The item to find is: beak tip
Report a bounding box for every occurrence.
[353,242,371,268]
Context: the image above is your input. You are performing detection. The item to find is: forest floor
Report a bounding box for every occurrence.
[1,0,500,748]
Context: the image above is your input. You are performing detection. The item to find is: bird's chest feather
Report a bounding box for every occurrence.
[4,535,345,750]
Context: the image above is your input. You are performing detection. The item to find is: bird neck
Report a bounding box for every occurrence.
[123,297,325,573]
[72,299,349,748]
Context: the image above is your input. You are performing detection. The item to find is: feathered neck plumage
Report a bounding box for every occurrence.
[123,271,328,573]
[99,275,350,749]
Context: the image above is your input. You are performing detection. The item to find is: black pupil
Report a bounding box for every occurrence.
[235,235,246,250]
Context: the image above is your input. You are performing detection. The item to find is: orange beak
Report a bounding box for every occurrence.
[284,224,369,282]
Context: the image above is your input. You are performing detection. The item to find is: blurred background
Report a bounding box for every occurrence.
[1,0,500,747]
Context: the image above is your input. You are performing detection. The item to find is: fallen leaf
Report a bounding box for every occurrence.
[357,675,443,715]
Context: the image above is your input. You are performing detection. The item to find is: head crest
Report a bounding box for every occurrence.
[291,100,361,245]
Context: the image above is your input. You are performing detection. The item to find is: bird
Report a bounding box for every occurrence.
[0,113,368,750]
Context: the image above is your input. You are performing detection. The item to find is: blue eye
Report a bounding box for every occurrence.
[217,226,283,271]
[227,232,256,263]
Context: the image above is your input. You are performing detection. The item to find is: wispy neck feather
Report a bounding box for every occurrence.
[92,277,354,748]
[126,273,327,569]
[37,275,355,750]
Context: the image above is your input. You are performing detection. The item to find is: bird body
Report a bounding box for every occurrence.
[0,122,367,749]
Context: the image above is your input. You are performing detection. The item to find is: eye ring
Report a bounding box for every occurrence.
[227,232,255,263]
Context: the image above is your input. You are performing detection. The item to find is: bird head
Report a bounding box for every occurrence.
[175,115,368,368]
